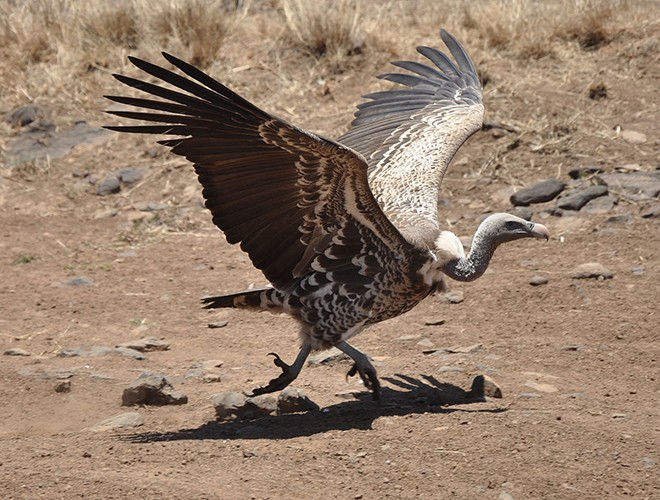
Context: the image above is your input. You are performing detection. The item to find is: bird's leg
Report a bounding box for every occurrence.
[250,344,312,397]
[336,341,381,401]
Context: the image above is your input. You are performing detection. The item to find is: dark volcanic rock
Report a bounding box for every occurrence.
[557,184,608,211]
[511,179,566,206]
[212,391,277,420]
[568,166,604,179]
[5,105,48,127]
[118,167,147,185]
[581,196,617,214]
[509,206,533,221]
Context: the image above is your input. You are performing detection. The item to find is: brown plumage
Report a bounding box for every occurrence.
[105,29,548,400]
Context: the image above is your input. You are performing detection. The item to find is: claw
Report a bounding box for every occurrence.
[250,346,311,397]
[345,362,381,401]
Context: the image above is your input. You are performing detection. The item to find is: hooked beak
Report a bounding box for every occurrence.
[530,223,550,241]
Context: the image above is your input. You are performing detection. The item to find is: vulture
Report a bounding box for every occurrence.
[105,29,549,400]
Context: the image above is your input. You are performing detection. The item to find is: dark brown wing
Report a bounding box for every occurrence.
[105,53,417,291]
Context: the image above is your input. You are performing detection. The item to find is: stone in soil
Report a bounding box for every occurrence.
[599,171,660,200]
[87,412,144,432]
[581,196,617,214]
[529,275,549,286]
[54,380,71,393]
[308,347,350,366]
[58,345,145,360]
[57,276,94,287]
[568,166,605,179]
[511,179,566,206]
[96,176,121,196]
[606,213,633,224]
[212,391,277,420]
[570,262,614,280]
[556,184,608,211]
[508,206,533,221]
[443,290,464,304]
[116,336,170,352]
[640,203,660,218]
[470,374,503,398]
[118,167,147,185]
[277,387,320,415]
[3,348,31,356]
[619,129,647,144]
[5,104,48,127]
[122,374,188,406]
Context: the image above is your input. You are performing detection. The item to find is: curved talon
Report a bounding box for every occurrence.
[268,352,288,369]
[345,362,381,401]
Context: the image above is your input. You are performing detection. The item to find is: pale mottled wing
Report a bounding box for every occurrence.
[338,30,484,242]
[104,53,418,291]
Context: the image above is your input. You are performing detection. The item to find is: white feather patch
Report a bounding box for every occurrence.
[434,231,465,264]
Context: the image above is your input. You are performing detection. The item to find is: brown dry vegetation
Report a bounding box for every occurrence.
[1,1,659,499]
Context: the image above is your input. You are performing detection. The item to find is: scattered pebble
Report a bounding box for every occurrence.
[508,206,533,221]
[96,176,121,196]
[5,104,48,127]
[600,171,660,200]
[308,348,350,366]
[424,318,446,326]
[581,196,617,214]
[556,184,608,211]
[606,213,633,224]
[511,179,566,206]
[630,265,646,275]
[57,276,94,287]
[443,290,464,304]
[640,203,660,218]
[470,374,503,398]
[122,374,188,406]
[568,166,604,179]
[277,387,320,415]
[208,321,229,329]
[3,348,31,356]
[529,275,549,286]
[54,380,71,393]
[116,336,170,352]
[212,391,277,420]
[619,129,647,144]
[87,412,144,432]
[560,345,584,352]
[118,167,147,185]
[524,381,558,393]
[202,373,222,383]
[570,262,614,280]
[58,345,145,360]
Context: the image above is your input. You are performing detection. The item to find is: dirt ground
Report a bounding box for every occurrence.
[1,6,658,500]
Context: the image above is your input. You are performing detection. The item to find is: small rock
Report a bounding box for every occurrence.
[3,348,31,356]
[122,374,188,406]
[424,318,446,326]
[277,387,320,415]
[588,82,607,100]
[570,263,614,280]
[560,345,584,352]
[511,179,566,206]
[606,213,633,224]
[96,176,121,196]
[620,129,647,144]
[308,347,350,366]
[630,265,646,275]
[54,380,71,393]
[524,380,558,393]
[438,366,464,373]
[58,276,94,287]
[640,203,660,218]
[116,336,170,352]
[556,185,608,211]
[211,391,277,420]
[529,275,549,286]
[5,104,48,127]
[600,171,660,200]
[443,290,464,304]
[568,166,605,179]
[59,345,145,360]
[87,412,144,432]
[208,321,229,329]
[202,373,222,383]
[118,167,147,185]
[509,206,533,221]
[581,195,617,214]
[470,374,503,398]
[443,343,482,354]
[417,338,434,348]
[499,491,515,500]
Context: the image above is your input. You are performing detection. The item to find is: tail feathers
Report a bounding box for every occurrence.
[202,287,273,309]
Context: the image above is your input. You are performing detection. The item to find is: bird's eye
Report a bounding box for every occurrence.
[505,221,520,231]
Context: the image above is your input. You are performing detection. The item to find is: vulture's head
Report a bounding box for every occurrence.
[481,213,549,245]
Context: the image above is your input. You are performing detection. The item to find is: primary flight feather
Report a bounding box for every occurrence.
[105,29,548,400]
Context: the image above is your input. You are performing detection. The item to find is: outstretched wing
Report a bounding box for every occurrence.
[105,53,418,291]
[338,30,484,241]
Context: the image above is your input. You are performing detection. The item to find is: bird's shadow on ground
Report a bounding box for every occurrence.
[122,374,507,442]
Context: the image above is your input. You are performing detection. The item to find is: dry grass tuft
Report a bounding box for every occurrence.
[281,0,366,67]
[461,0,645,59]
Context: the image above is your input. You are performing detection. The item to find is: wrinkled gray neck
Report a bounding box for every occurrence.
[442,226,497,282]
